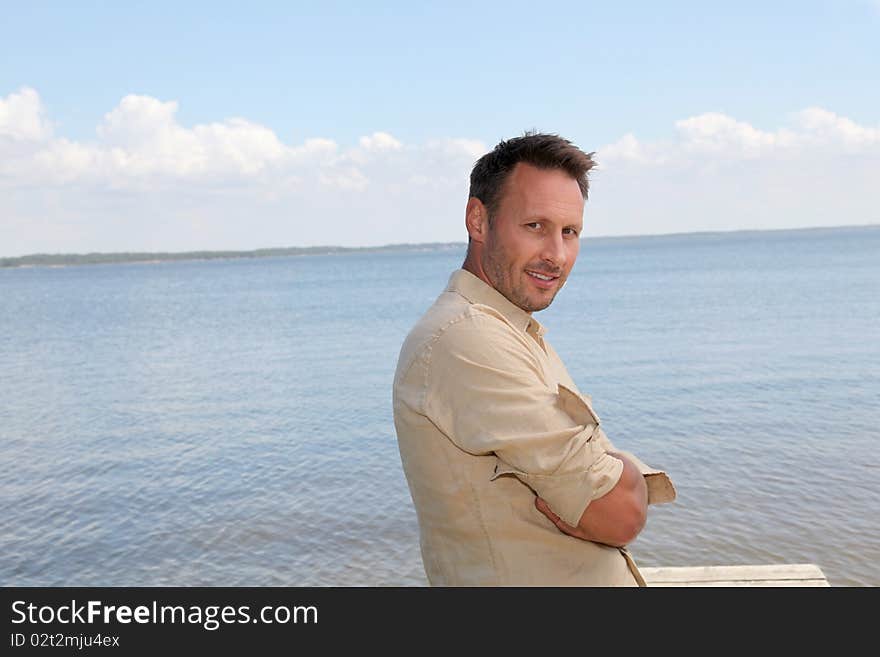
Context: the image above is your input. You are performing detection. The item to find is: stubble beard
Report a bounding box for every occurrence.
[483,241,560,313]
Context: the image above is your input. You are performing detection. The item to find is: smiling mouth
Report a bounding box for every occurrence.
[525,270,560,287]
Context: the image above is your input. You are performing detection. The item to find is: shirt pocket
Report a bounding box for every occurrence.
[556,382,601,428]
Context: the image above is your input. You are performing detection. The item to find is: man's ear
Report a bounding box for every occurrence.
[465,198,489,244]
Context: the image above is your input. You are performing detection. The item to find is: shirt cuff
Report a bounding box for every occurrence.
[610,448,677,505]
[491,442,624,527]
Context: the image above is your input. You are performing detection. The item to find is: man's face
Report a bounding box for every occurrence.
[481,163,584,313]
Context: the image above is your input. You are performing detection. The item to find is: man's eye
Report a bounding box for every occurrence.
[525,222,541,229]
[564,228,580,236]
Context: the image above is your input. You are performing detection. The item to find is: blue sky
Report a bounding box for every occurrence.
[1,1,878,256]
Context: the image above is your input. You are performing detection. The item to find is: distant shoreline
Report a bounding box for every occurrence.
[3,223,877,269]
[0,242,467,269]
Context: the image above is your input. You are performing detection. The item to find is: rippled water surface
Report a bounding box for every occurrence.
[2,226,878,586]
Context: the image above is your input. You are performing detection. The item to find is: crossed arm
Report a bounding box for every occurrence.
[422,315,662,548]
[535,451,648,548]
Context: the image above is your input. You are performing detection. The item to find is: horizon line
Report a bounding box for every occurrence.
[3,221,878,264]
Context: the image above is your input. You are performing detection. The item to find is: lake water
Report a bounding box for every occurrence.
[1,225,878,586]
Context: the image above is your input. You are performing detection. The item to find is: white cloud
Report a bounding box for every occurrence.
[94,94,289,178]
[599,108,880,167]
[425,137,486,161]
[31,138,96,183]
[319,167,369,192]
[674,112,791,157]
[0,87,53,141]
[589,108,880,239]
[599,133,659,165]
[291,137,339,162]
[1,87,876,257]
[794,107,880,149]
[359,131,402,151]
[0,88,488,255]
[0,91,354,187]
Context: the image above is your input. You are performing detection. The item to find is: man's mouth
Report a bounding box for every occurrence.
[526,269,560,288]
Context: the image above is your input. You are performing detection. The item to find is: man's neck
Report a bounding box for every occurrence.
[461,252,491,290]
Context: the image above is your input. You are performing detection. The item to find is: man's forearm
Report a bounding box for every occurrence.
[610,451,648,514]
[579,452,648,546]
[535,451,649,547]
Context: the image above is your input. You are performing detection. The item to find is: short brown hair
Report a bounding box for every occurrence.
[469,131,596,220]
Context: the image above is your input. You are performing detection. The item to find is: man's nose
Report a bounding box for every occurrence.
[542,233,566,269]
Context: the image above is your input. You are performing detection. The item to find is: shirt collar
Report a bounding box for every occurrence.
[446,269,547,338]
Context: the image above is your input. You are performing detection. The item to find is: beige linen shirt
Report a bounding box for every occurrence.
[393,269,675,586]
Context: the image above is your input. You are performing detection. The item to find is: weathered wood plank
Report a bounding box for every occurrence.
[643,579,830,587]
[640,564,829,586]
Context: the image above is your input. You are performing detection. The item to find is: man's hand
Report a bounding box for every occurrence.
[534,451,648,547]
[535,496,595,541]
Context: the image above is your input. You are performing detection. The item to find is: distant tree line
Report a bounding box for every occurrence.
[0,243,466,268]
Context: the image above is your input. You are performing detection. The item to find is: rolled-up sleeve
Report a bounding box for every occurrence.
[594,427,677,506]
[422,313,623,526]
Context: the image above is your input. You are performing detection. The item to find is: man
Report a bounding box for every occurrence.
[393,132,675,586]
